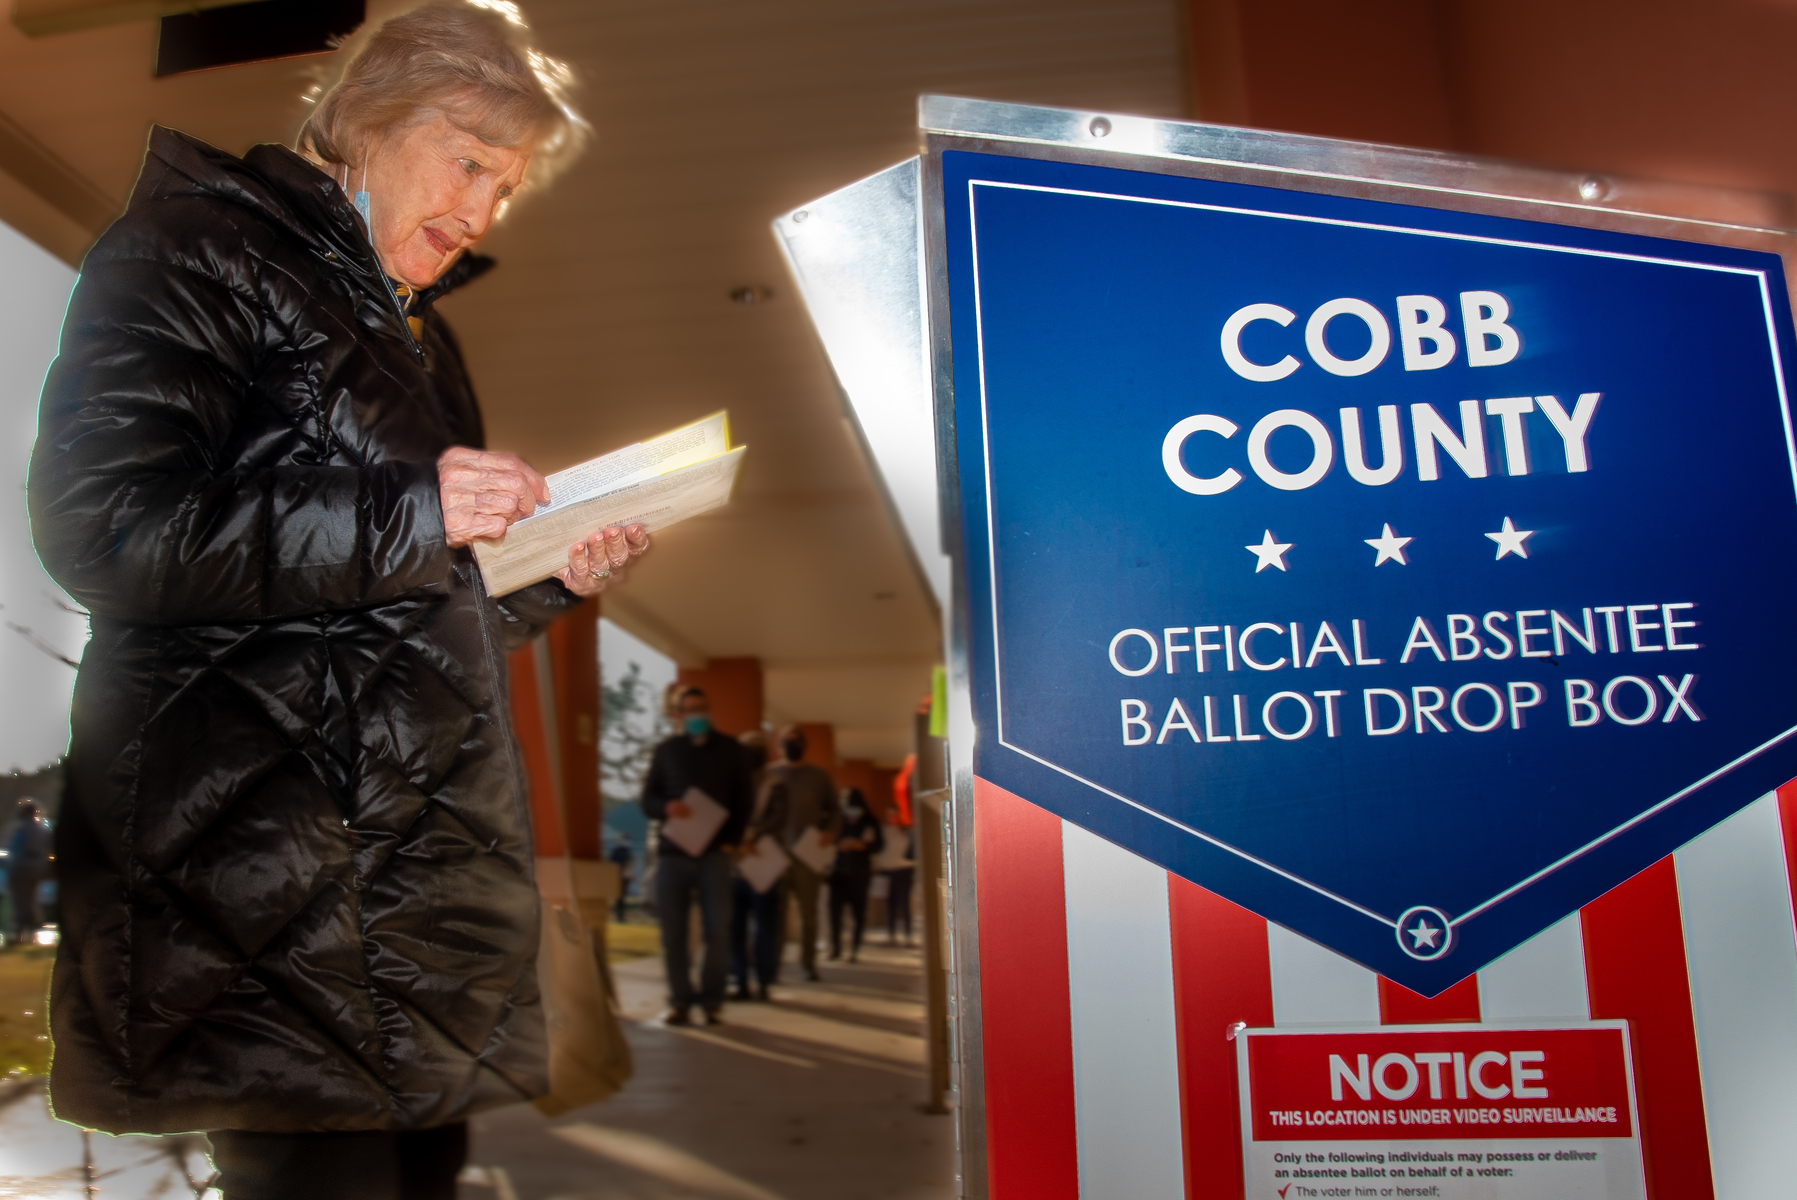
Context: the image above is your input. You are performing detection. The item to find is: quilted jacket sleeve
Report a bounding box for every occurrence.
[492,579,584,651]
[29,251,454,626]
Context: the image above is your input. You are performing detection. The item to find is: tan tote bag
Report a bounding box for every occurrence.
[530,637,633,1117]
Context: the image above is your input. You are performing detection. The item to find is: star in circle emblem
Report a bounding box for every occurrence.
[1395,905,1454,961]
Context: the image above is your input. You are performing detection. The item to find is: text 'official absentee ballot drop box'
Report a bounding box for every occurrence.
[776,97,1797,1200]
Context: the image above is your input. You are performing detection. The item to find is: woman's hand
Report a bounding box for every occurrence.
[438,447,549,547]
[557,524,651,596]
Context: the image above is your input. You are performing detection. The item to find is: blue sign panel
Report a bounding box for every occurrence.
[943,150,1797,994]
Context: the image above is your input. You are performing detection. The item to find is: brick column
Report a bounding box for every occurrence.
[795,721,836,772]
[676,656,764,737]
[546,597,601,859]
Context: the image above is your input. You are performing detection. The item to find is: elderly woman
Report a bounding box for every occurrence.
[27,3,641,1195]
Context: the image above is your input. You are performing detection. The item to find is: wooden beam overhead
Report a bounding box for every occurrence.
[10,0,244,38]
[0,163,90,265]
[0,107,117,238]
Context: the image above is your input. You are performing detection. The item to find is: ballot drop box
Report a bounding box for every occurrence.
[776,97,1797,1200]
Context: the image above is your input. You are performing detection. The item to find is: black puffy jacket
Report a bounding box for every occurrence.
[29,128,577,1135]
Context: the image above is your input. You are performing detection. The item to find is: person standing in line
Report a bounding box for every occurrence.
[607,837,634,923]
[728,730,784,1001]
[884,824,917,947]
[827,789,884,963]
[640,687,751,1024]
[885,756,917,946]
[763,725,839,981]
[6,800,52,945]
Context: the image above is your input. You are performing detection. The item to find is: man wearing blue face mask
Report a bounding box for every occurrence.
[641,686,753,1024]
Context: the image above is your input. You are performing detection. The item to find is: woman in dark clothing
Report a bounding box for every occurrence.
[885,824,917,945]
[827,789,885,963]
[27,4,646,1195]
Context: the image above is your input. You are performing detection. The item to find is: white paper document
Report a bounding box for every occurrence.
[737,836,790,894]
[472,411,746,596]
[789,826,837,876]
[873,823,912,871]
[660,786,728,857]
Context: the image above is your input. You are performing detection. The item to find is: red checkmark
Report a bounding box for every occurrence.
[1279,1187,1292,1198]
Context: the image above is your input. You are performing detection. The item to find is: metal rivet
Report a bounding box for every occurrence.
[1579,177,1608,202]
[793,210,809,223]
[1089,117,1112,138]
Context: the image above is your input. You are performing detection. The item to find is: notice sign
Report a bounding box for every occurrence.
[1236,1022,1646,1199]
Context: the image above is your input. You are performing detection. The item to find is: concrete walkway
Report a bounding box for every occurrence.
[0,1077,217,1198]
[470,941,955,1200]
[0,941,955,1200]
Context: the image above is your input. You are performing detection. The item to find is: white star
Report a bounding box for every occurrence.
[1407,920,1442,950]
[1485,516,1534,560]
[1245,530,1293,573]
[1364,523,1413,567]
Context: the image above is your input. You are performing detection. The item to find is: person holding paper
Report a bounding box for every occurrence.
[640,687,752,1024]
[763,725,841,982]
[727,732,786,1002]
[885,760,918,946]
[827,790,885,963]
[883,824,918,946]
[27,3,650,1191]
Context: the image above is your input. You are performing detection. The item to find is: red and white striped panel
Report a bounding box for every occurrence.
[974,777,1797,1200]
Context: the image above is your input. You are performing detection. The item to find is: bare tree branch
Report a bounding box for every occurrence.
[44,592,88,618]
[5,621,79,669]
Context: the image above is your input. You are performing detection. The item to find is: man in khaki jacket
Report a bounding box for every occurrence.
[762,725,841,981]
